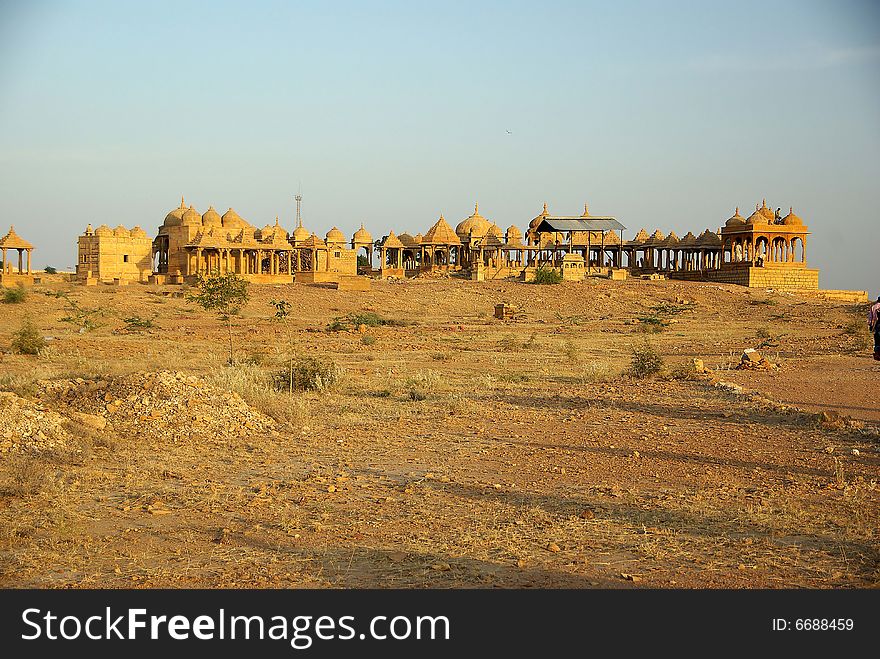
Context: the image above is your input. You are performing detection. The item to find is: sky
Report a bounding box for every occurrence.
[0,0,878,295]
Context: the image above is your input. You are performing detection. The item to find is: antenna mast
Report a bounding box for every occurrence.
[295,183,303,228]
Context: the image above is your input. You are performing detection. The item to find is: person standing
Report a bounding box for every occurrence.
[869,295,880,360]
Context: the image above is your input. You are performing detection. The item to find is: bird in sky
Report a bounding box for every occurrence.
[506,129,512,134]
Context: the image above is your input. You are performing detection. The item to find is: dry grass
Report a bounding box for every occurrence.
[0,278,877,589]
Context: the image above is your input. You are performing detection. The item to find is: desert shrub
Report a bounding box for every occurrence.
[755,327,771,339]
[348,312,385,327]
[400,369,440,401]
[431,352,451,361]
[0,373,39,397]
[60,296,105,332]
[669,360,700,381]
[360,335,377,346]
[498,335,521,352]
[11,319,45,355]
[636,315,667,333]
[841,319,861,335]
[578,360,614,382]
[401,370,440,391]
[651,301,695,315]
[523,331,540,350]
[122,315,157,331]
[0,454,48,497]
[205,364,308,426]
[498,372,531,383]
[327,318,348,332]
[328,312,408,332]
[274,356,341,392]
[44,266,57,274]
[628,342,664,378]
[2,284,27,303]
[749,297,776,306]
[533,266,563,285]
[561,340,579,364]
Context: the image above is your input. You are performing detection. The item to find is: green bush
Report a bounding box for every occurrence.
[636,315,667,333]
[532,266,563,285]
[360,335,377,346]
[2,284,27,303]
[11,319,46,355]
[327,311,407,332]
[629,342,664,378]
[273,356,340,392]
[44,266,57,274]
[122,315,157,331]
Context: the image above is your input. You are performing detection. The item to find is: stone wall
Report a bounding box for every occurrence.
[318,248,357,275]
[670,264,819,290]
[77,233,153,283]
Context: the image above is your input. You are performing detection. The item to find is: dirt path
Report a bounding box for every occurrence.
[721,355,880,425]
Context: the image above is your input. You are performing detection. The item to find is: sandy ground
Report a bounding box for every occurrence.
[0,274,877,588]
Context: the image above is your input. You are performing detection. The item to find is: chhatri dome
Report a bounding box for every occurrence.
[455,202,492,240]
[782,207,804,226]
[164,197,187,227]
[759,199,775,222]
[292,223,310,242]
[325,226,346,244]
[181,205,202,227]
[353,223,372,243]
[202,206,222,228]
[221,208,248,230]
[529,203,550,231]
[725,207,746,227]
[746,205,768,225]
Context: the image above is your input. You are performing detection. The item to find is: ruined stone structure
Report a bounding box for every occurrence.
[0,225,35,286]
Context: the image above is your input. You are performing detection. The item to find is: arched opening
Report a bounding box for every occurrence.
[791,237,804,263]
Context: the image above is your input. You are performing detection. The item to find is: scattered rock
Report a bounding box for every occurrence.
[69,411,107,430]
[546,542,561,553]
[737,348,778,371]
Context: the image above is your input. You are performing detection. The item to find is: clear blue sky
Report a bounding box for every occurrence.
[1,0,878,294]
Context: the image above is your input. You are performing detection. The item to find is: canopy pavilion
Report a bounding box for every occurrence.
[0,225,35,284]
[531,210,626,273]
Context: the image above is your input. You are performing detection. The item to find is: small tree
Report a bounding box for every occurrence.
[270,298,295,394]
[188,272,250,364]
[533,266,563,285]
[2,284,27,303]
[12,318,46,355]
[44,266,58,274]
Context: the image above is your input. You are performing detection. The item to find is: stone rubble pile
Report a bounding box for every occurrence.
[37,371,275,443]
[0,391,71,454]
[736,348,778,371]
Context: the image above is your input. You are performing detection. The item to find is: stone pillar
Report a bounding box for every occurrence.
[26,249,31,274]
